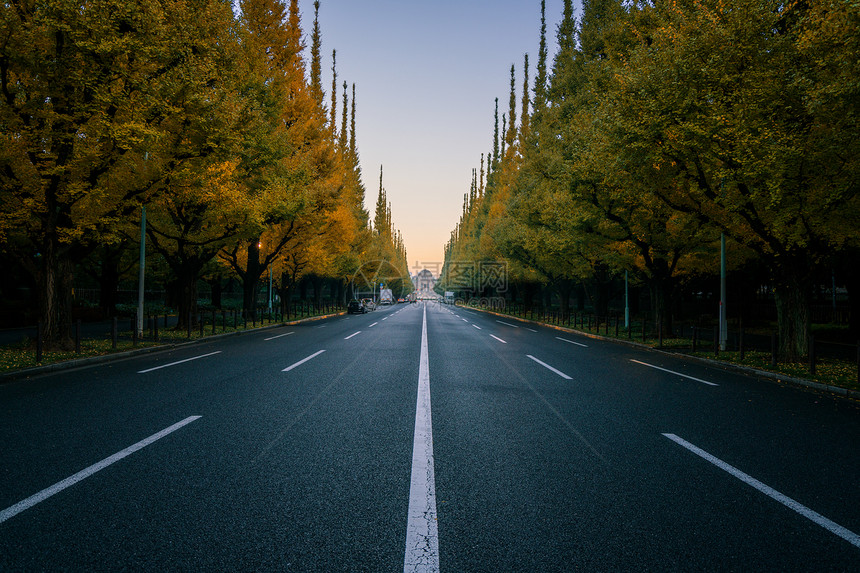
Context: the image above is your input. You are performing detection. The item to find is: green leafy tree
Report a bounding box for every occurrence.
[604,0,860,358]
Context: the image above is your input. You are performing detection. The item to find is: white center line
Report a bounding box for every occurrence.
[345,331,362,340]
[369,322,379,328]
[0,416,202,524]
[472,324,482,330]
[264,332,295,341]
[556,336,588,347]
[527,355,573,380]
[137,351,221,374]
[663,433,860,549]
[631,359,718,386]
[496,320,519,328]
[404,304,439,572]
[490,334,507,344]
[283,350,326,372]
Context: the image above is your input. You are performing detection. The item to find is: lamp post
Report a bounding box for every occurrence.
[136,204,146,337]
[624,270,630,329]
[137,151,149,337]
[720,232,727,351]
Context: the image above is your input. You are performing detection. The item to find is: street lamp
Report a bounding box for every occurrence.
[136,204,146,337]
[720,233,727,351]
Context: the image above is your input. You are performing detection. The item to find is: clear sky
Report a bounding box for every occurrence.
[303,0,571,277]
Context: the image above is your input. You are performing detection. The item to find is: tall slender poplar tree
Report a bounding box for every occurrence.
[520,55,531,142]
[506,64,517,153]
[330,49,337,134]
[310,1,324,107]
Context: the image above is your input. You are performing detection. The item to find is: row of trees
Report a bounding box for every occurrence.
[440,0,860,360]
[1,0,408,347]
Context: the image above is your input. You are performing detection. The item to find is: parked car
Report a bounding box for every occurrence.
[361,298,376,311]
[347,300,366,314]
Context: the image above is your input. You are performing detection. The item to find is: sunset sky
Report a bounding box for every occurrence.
[303,0,571,277]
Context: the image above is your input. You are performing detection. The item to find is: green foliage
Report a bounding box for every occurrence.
[442,0,860,360]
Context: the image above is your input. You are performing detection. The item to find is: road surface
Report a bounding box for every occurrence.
[2,302,859,570]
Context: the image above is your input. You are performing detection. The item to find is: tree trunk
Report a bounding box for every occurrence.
[299,278,309,301]
[38,250,75,350]
[838,249,860,337]
[174,267,200,330]
[587,269,611,317]
[773,266,812,362]
[242,241,262,318]
[206,275,223,309]
[576,283,586,311]
[279,271,296,317]
[558,279,573,315]
[98,256,120,318]
[648,266,675,338]
[311,275,323,309]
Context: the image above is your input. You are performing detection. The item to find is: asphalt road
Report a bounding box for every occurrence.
[2,301,859,571]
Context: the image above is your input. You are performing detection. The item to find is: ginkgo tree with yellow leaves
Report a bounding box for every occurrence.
[1,0,403,343]
[0,0,243,347]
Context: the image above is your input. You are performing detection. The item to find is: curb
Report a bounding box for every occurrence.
[0,311,345,383]
[464,304,860,402]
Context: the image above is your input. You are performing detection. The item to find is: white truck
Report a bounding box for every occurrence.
[379,288,394,305]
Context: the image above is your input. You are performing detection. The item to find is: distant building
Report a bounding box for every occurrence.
[413,269,436,295]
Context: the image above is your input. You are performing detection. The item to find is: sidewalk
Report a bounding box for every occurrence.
[0,311,344,383]
[469,306,860,402]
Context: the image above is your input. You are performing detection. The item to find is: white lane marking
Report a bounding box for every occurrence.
[137,351,222,374]
[496,320,519,328]
[472,324,482,330]
[0,416,202,525]
[556,336,588,347]
[404,304,439,572]
[264,331,295,341]
[525,328,538,333]
[369,322,379,328]
[315,324,328,329]
[490,335,507,344]
[462,318,469,323]
[345,331,362,340]
[383,317,389,321]
[526,355,573,380]
[663,433,860,549]
[631,359,718,386]
[282,350,326,372]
